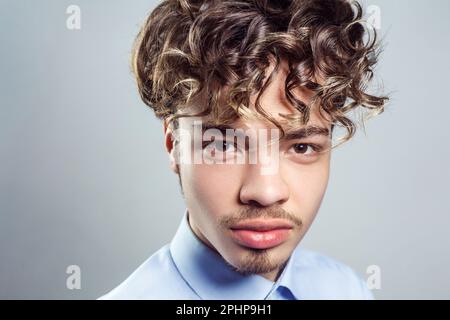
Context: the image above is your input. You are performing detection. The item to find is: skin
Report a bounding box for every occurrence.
[163,59,333,282]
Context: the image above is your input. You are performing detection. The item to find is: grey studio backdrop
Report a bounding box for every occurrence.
[0,0,449,299]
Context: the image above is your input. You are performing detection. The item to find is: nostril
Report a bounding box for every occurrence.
[242,200,266,208]
[248,200,266,208]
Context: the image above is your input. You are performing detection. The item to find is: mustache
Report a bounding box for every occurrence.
[219,206,302,229]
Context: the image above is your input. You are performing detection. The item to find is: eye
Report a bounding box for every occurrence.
[203,140,236,153]
[290,143,321,156]
[218,140,236,153]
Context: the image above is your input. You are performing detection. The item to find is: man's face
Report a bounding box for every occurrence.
[165,62,333,281]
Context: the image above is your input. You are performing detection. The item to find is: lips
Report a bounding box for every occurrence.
[229,219,293,250]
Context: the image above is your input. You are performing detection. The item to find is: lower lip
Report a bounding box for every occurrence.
[230,228,291,249]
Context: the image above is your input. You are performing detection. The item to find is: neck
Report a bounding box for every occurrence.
[259,270,279,282]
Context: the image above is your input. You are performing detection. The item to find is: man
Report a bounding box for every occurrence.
[100,0,388,299]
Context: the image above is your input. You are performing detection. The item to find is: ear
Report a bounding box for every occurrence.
[163,120,180,174]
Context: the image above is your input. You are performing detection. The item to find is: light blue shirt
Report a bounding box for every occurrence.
[100,210,373,300]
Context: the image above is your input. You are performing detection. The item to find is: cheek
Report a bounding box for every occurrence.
[180,163,243,214]
[282,159,330,221]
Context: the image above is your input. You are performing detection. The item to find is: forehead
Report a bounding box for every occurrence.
[179,58,331,130]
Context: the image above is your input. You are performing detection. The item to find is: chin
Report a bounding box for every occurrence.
[222,242,292,275]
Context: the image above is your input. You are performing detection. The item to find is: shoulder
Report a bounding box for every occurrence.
[291,248,374,300]
[98,244,197,300]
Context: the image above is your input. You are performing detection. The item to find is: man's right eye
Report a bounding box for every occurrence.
[202,140,236,153]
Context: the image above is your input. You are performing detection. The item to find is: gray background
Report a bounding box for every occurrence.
[0,0,449,299]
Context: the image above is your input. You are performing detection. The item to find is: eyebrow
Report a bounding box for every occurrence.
[198,123,330,140]
[282,125,330,140]
[199,123,237,134]
[196,123,246,142]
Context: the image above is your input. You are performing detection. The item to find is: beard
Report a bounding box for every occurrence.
[218,205,301,276]
[229,249,282,275]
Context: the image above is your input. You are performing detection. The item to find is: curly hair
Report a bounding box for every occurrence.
[131,0,389,144]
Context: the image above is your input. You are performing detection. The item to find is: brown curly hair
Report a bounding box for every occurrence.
[131,0,389,144]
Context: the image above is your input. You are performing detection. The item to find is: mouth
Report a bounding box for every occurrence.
[228,219,293,250]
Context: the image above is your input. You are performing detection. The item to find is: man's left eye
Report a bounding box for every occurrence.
[290,143,320,156]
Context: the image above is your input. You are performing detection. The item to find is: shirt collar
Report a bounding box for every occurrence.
[274,245,304,299]
[169,209,303,300]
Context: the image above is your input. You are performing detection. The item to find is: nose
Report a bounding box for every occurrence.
[239,162,290,207]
